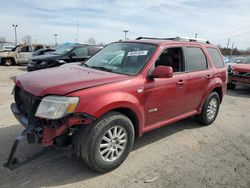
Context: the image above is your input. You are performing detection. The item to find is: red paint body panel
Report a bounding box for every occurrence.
[233,64,250,73]
[15,65,129,96]
[13,40,226,141]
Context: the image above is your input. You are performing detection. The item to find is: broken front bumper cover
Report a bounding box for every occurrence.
[5,103,96,170]
[4,103,47,170]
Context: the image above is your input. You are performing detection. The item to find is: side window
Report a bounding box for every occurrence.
[186,47,207,71]
[207,48,224,68]
[72,47,88,57]
[155,47,184,73]
[88,47,102,56]
[34,46,43,51]
[20,46,31,52]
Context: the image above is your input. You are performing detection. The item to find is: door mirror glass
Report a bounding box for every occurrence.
[151,66,173,78]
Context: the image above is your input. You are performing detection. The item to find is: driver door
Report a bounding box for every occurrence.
[144,47,189,126]
[16,45,32,63]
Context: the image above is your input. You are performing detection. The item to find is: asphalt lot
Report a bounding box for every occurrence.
[0,66,249,188]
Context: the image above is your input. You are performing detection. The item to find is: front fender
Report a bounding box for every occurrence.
[72,91,144,135]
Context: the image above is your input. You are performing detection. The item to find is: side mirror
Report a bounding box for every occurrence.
[150,66,173,79]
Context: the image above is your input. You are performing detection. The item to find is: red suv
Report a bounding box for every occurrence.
[6,37,226,172]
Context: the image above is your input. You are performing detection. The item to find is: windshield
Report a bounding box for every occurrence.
[84,42,156,75]
[53,45,74,55]
[243,56,250,64]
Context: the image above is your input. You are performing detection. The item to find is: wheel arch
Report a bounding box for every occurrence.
[1,57,16,65]
[211,86,223,103]
[109,107,140,138]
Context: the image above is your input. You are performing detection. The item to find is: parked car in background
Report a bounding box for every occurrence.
[0,43,15,52]
[223,56,229,64]
[0,44,46,65]
[225,56,246,71]
[32,48,55,57]
[7,37,226,172]
[27,44,103,71]
[227,61,250,89]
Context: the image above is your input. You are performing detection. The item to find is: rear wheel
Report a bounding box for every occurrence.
[196,92,220,126]
[80,112,134,172]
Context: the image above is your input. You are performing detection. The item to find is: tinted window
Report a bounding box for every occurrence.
[207,48,224,68]
[72,47,88,57]
[20,45,32,52]
[186,47,207,71]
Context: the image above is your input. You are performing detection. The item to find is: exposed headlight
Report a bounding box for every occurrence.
[35,96,79,119]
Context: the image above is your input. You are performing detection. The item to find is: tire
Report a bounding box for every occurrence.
[4,58,15,66]
[227,82,236,90]
[196,92,220,126]
[80,111,135,172]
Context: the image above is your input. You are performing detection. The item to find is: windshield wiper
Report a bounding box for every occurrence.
[91,66,113,72]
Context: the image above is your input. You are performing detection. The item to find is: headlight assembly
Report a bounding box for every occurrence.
[35,96,79,119]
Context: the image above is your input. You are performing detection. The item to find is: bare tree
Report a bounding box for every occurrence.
[22,35,32,44]
[86,37,96,45]
[0,37,6,44]
[98,42,105,46]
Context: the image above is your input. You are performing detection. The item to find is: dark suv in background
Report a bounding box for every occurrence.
[27,44,103,71]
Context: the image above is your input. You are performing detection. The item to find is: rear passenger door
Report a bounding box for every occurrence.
[206,47,227,90]
[184,46,214,112]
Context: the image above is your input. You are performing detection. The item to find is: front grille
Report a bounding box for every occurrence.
[15,86,40,119]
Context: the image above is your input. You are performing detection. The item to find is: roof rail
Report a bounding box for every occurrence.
[136,36,210,44]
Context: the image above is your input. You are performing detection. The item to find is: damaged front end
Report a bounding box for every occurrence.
[5,86,95,170]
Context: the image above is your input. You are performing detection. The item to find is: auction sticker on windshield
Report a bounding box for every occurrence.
[127,50,148,56]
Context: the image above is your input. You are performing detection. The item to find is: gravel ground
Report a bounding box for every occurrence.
[0,66,249,188]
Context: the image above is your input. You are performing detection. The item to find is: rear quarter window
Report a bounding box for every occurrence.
[207,48,224,68]
[186,47,207,71]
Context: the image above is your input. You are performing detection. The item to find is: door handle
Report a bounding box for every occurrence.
[177,80,186,86]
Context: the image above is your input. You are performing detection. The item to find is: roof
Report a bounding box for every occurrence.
[119,37,216,48]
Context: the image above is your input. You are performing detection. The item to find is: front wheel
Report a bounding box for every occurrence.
[4,58,15,66]
[80,112,135,172]
[196,92,220,126]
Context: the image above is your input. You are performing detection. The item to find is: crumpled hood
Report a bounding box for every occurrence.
[15,65,129,96]
[233,64,250,72]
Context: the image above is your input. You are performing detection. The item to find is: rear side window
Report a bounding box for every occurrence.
[186,47,207,71]
[207,48,224,68]
[72,47,88,57]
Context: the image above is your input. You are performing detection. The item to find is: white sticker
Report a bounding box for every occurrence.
[127,50,148,56]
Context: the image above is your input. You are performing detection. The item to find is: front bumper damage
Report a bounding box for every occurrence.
[4,103,96,170]
[4,103,47,170]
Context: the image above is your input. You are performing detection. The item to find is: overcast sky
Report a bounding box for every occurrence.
[0,0,250,49]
